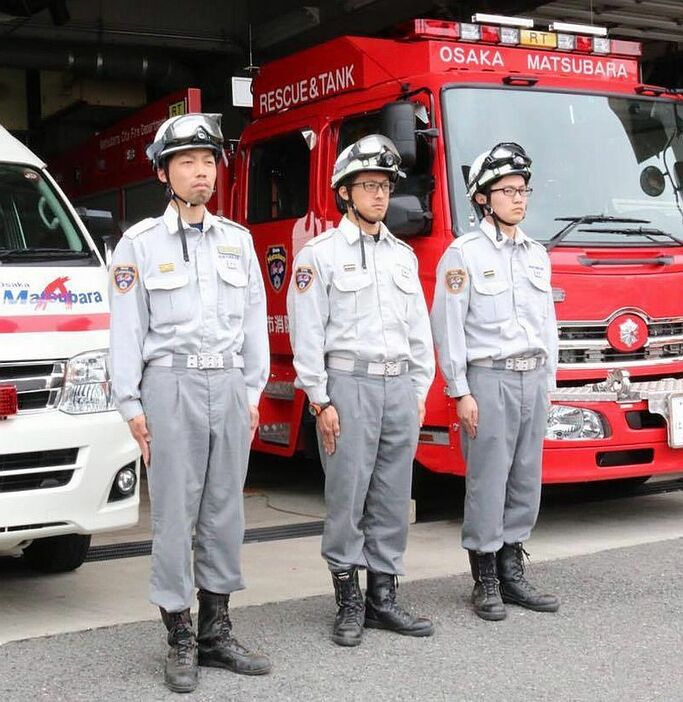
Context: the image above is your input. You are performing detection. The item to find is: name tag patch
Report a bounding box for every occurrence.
[158,262,175,273]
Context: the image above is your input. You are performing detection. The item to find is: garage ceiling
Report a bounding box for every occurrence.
[0,1,679,152]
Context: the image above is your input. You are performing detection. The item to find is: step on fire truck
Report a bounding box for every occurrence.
[52,15,683,485]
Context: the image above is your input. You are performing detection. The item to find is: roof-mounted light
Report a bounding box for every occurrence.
[611,39,642,57]
[404,18,460,40]
[500,27,520,45]
[549,21,608,37]
[472,13,534,29]
[460,23,480,41]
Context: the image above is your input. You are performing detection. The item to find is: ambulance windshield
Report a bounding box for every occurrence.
[443,88,683,246]
[0,164,91,261]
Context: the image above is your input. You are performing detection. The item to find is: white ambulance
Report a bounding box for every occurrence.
[0,125,139,572]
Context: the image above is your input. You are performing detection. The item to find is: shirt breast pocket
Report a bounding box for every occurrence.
[470,278,511,324]
[331,272,373,317]
[526,269,551,321]
[392,266,417,320]
[217,267,248,321]
[144,273,192,327]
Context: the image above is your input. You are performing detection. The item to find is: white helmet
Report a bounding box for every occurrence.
[146,113,223,169]
[331,134,405,189]
[467,142,531,198]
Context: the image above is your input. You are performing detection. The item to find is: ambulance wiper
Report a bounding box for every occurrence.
[545,216,650,251]
[0,247,92,260]
[577,226,683,246]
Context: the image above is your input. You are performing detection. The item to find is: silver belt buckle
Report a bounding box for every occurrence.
[512,357,537,371]
[187,353,224,370]
[384,361,401,376]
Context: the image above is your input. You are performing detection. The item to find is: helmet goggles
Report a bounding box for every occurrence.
[331,134,405,189]
[146,113,224,169]
[467,142,532,198]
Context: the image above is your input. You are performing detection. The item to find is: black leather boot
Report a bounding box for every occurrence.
[497,543,560,612]
[159,608,198,693]
[196,591,271,675]
[365,571,434,637]
[468,551,507,621]
[331,568,364,646]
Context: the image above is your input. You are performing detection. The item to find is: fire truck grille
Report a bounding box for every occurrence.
[0,360,66,412]
[558,317,683,368]
[0,448,78,494]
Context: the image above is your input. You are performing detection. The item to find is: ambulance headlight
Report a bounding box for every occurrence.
[58,350,117,414]
[546,405,606,440]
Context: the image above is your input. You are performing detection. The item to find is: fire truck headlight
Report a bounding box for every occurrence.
[58,350,117,414]
[546,405,606,440]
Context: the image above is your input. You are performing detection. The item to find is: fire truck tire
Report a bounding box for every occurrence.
[22,534,92,573]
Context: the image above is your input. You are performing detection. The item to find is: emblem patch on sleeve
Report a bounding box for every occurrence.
[112,264,138,293]
[295,265,315,292]
[445,268,467,294]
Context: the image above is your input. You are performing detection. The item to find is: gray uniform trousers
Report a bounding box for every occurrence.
[140,365,250,612]
[460,365,547,554]
[319,369,419,575]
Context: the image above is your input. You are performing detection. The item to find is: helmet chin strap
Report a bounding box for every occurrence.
[350,201,368,270]
[483,197,518,242]
[164,168,215,264]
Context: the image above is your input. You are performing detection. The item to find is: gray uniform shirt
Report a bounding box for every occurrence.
[286,215,435,404]
[431,219,558,397]
[109,204,269,421]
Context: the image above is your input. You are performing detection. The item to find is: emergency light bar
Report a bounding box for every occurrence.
[404,17,641,58]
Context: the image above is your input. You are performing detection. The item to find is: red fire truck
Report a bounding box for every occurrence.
[53,15,683,484]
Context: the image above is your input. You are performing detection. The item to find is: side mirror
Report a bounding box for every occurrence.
[76,207,118,267]
[381,102,416,170]
[385,195,432,238]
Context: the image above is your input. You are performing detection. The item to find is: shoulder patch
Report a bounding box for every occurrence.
[112,264,138,293]
[294,265,315,292]
[123,218,157,240]
[445,268,467,294]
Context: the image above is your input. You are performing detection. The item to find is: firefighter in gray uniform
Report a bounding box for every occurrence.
[287,135,435,646]
[431,143,560,621]
[109,113,271,693]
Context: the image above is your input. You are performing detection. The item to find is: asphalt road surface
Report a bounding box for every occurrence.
[2,537,682,702]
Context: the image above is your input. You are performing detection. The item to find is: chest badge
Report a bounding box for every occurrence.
[266,244,287,293]
[445,268,467,294]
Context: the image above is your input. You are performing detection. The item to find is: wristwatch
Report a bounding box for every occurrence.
[308,402,332,416]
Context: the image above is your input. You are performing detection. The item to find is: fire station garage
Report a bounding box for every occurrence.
[0,1,682,543]
[0,2,682,531]
[2,5,683,698]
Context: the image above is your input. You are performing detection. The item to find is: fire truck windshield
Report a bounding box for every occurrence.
[443,87,683,246]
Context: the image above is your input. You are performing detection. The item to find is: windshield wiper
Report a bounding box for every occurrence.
[577,226,683,246]
[0,247,92,261]
[545,215,650,251]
